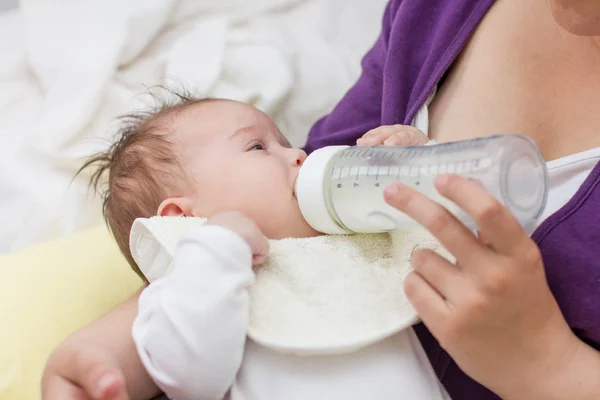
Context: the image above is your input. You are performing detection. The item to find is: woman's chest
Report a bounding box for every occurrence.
[428,0,600,161]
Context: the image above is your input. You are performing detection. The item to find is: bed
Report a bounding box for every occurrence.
[0,0,388,253]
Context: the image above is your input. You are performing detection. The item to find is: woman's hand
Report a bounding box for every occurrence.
[41,291,160,400]
[384,174,583,399]
[42,343,129,400]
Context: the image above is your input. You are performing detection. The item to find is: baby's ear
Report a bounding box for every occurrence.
[157,197,194,217]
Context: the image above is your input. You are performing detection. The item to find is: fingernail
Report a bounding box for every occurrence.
[94,374,115,397]
[435,174,450,187]
[384,184,400,200]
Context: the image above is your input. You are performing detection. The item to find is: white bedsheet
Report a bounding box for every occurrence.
[0,0,387,253]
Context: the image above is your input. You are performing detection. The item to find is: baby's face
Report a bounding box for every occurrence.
[162,100,319,240]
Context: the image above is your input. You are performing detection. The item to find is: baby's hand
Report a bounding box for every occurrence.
[206,212,269,266]
[357,125,428,146]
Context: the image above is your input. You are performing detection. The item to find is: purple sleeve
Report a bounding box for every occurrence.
[302,0,400,153]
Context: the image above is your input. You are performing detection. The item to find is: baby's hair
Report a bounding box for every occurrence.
[78,87,211,280]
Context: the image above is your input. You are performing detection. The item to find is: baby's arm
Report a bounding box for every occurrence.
[133,213,265,400]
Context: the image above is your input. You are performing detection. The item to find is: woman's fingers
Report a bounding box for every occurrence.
[404,270,449,331]
[411,248,461,300]
[384,182,489,266]
[434,175,533,256]
[63,346,128,400]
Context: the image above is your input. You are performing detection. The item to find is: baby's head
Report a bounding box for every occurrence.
[83,90,318,277]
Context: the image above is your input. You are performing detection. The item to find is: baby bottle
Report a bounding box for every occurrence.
[295,134,548,234]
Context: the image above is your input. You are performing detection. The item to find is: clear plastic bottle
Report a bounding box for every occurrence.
[295,134,548,234]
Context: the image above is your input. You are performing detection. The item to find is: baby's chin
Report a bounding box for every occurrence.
[295,220,322,238]
[268,214,322,240]
[291,209,322,238]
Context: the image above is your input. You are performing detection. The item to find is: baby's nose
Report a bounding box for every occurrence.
[290,148,307,167]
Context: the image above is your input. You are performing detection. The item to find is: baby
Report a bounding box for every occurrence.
[83,90,446,400]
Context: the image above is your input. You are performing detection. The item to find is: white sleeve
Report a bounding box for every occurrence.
[132,225,255,400]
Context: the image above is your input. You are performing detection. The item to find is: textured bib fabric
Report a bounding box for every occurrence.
[130,216,451,354]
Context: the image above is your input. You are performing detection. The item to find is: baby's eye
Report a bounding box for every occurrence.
[248,138,267,151]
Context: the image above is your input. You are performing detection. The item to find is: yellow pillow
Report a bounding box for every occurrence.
[0,226,143,400]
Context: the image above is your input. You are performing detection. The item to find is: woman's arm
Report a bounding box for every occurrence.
[42,290,161,400]
[527,338,600,400]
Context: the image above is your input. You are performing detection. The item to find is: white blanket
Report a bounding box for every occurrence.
[0,0,387,252]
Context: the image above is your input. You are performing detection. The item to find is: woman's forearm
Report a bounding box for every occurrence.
[511,334,600,400]
[49,289,160,400]
[543,338,600,400]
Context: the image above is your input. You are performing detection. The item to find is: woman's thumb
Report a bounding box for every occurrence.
[64,346,128,399]
[89,371,127,400]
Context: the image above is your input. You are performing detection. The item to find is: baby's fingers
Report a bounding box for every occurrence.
[357,125,428,146]
[358,126,397,146]
[251,235,270,266]
[384,127,429,146]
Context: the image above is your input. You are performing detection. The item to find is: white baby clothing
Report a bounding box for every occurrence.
[132,225,451,400]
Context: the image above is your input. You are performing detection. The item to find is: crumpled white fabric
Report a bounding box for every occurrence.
[0,0,387,252]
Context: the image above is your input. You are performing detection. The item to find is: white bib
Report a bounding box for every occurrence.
[130,216,451,355]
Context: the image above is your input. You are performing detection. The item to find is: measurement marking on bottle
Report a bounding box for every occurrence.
[359,166,369,178]
[341,166,350,179]
[429,164,439,175]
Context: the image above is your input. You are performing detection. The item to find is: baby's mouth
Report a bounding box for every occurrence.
[292,176,299,199]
